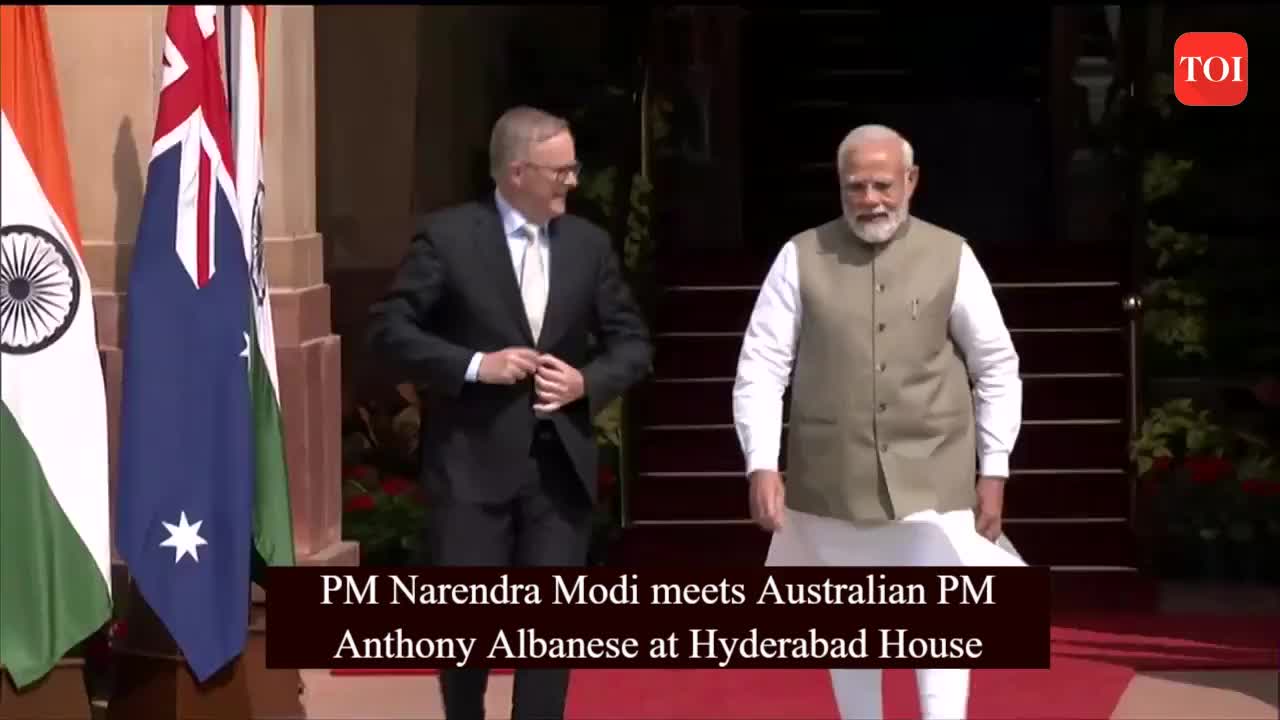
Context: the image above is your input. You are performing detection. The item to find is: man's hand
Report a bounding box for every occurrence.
[748,470,786,532]
[478,347,539,385]
[975,475,1006,542]
[533,354,585,413]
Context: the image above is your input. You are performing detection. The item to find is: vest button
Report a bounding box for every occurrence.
[877,283,886,293]
[878,322,886,332]
[878,403,887,413]
[880,443,889,452]
[878,362,887,372]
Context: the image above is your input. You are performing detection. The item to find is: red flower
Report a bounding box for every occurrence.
[1185,456,1232,485]
[345,494,376,512]
[598,465,616,496]
[1150,456,1172,474]
[1242,478,1280,497]
[381,476,414,497]
[1252,377,1280,408]
[349,465,377,481]
[110,619,128,642]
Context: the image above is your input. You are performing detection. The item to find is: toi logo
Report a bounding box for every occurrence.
[1174,32,1248,106]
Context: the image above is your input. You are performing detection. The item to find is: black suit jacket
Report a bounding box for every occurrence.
[365,197,653,505]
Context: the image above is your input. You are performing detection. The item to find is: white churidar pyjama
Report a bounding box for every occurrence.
[764,506,1026,720]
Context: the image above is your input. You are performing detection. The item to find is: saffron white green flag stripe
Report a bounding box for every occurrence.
[0,5,112,689]
[229,4,296,571]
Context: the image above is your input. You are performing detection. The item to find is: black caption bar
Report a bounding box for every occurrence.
[263,566,1051,670]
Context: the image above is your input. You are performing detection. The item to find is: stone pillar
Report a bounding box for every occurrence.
[261,4,355,570]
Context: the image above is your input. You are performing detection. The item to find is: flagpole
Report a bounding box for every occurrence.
[224,5,233,127]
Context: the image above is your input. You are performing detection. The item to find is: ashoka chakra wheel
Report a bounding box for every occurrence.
[0,224,81,355]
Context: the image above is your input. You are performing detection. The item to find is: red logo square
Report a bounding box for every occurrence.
[1174,32,1248,106]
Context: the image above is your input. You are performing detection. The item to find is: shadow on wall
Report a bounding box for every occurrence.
[112,117,143,285]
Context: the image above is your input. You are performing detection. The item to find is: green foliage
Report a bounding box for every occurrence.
[1146,220,1207,271]
[1142,152,1195,205]
[650,96,674,145]
[1142,275,1208,358]
[624,174,654,276]
[1140,145,1209,362]
[579,165,619,222]
[1148,71,1175,119]
[1131,398,1227,476]
[594,396,623,447]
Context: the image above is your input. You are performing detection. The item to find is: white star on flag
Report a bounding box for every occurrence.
[160,511,208,563]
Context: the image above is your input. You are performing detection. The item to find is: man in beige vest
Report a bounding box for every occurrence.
[732,124,1024,719]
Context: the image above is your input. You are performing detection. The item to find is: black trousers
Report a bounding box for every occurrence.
[429,422,593,720]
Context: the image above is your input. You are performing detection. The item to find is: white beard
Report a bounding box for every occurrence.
[845,204,908,244]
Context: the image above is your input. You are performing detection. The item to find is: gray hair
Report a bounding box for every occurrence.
[836,124,915,169]
[489,106,570,177]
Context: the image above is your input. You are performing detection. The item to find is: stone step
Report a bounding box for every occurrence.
[650,330,1128,380]
[633,375,1127,427]
[654,282,1126,334]
[633,423,1128,475]
[627,470,1131,523]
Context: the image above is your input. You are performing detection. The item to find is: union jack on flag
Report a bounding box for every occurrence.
[152,4,239,289]
[116,4,258,683]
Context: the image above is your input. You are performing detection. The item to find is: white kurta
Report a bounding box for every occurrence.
[735,234,1026,720]
[732,237,1022,479]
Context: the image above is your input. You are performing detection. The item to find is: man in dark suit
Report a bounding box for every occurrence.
[365,105,653,719]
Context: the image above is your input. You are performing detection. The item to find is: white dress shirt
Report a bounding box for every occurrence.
[732,238,1022,478]
[463,189,551,381]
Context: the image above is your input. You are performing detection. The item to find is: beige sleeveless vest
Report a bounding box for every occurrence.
[785,215,977,523]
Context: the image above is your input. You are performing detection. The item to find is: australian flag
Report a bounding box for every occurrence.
[116,5,254,683]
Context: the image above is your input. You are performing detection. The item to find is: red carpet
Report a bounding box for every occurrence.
[332,613,1279,719]
[1051,612,1280,671]
[565,659,1136,719]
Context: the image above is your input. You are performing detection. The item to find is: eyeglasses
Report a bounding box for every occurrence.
[523,162,582,184]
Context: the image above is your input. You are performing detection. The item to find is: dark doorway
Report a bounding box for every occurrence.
[741,7,1055,256]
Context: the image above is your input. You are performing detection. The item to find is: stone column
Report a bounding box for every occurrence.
[261,4,356,570]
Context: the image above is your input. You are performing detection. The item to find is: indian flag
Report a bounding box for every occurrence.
[0,5,112,688]
[228,5,295,571]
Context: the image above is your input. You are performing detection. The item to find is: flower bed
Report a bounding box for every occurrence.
[1134,398,1280,584]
